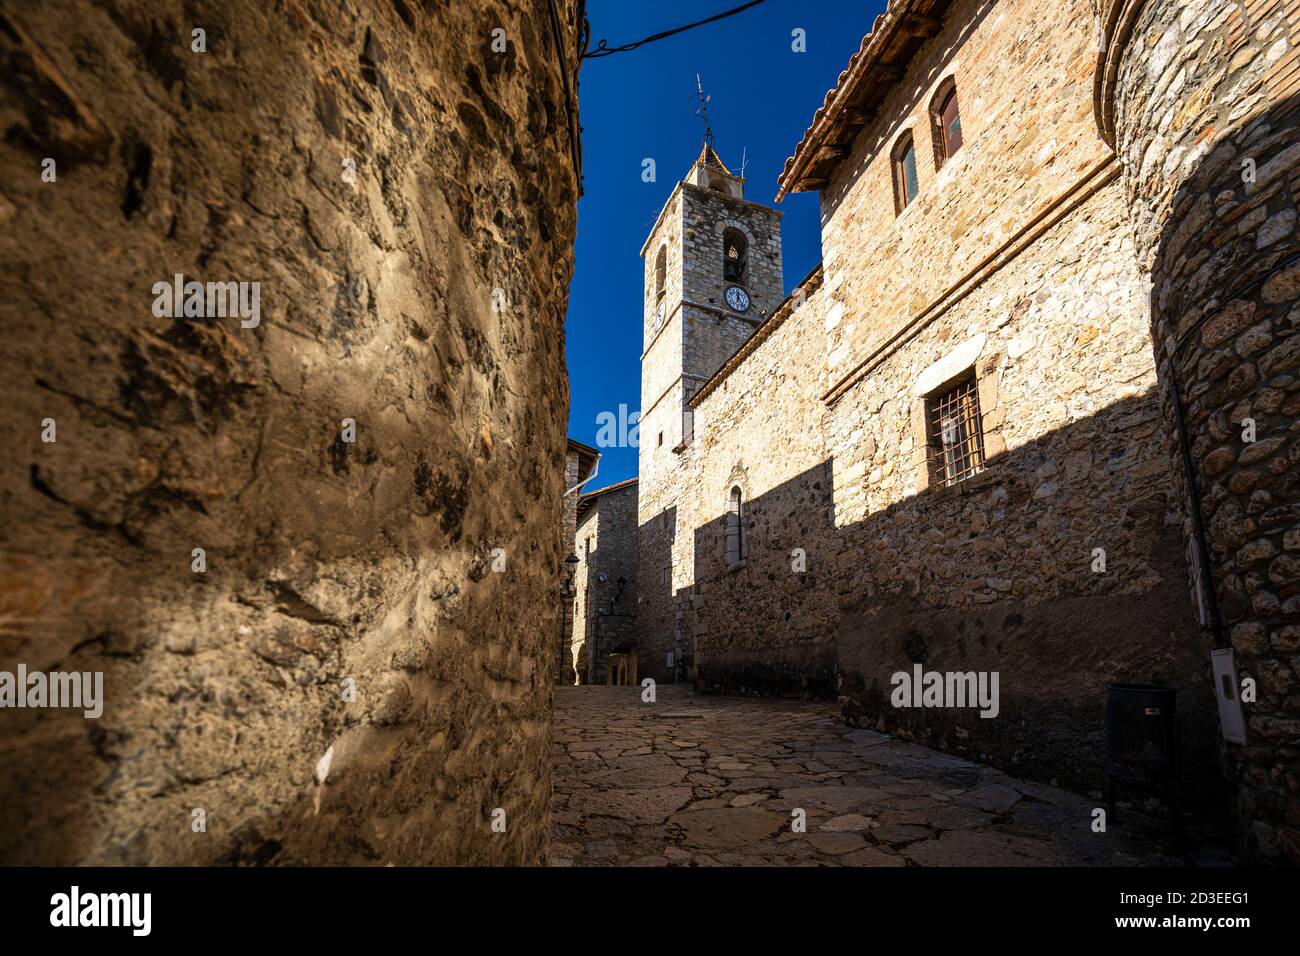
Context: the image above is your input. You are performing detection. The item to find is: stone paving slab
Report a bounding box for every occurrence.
[551,685,1231,867]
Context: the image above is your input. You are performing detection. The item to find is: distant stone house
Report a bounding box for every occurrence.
[636,0,1300,862]
[561,438,600,684]
[570,478,638,684]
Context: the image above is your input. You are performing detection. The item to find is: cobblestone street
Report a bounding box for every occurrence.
[551,686,1221,867]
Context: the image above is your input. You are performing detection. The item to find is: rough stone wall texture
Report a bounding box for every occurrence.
[642,191,682,364]
[670,0,1224,808]
[560,448,581,684]
[572,506,597,683]
[637,187,686,685]
[570,482,637,684]
[1109,0,1300,862]
[689,183,1220,805]
[638,160,784,683]
[0,0,582,864]
[685,285,837,693]
[825,182,1218,806]
[820,0,1110,392]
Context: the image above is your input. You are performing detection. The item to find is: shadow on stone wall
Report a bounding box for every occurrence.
[636,503,678,685]
[0,0,578,865]
[1138,83,1300,858]
[678,387,1223,817]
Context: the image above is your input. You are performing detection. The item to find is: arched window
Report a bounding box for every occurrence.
[725,486,744,565]
[930,78,963,168]
[722,228,748,284]
[892,131,919,214]
[654,245,667,301]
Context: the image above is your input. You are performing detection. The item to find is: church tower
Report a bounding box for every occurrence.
[636,142,784,682]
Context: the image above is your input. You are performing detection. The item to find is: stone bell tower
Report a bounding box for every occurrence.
[636,140,784,682]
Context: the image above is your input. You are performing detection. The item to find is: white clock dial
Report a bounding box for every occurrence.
[725,286,750,312]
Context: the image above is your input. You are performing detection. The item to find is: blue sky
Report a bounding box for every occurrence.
[565,0,887,487]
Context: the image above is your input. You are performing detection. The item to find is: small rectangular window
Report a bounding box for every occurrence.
[927,376,985,487]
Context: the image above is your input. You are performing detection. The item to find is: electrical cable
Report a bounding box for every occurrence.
[583,0,769,59]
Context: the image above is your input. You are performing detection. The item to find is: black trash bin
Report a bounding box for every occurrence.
[1104,682,1181,828]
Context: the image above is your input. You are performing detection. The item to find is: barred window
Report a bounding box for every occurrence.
[928,376,985,487]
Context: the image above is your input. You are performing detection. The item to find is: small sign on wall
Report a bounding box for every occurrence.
[1211,648,1247,745]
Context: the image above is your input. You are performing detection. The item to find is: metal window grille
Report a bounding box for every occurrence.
[929,377,985,487]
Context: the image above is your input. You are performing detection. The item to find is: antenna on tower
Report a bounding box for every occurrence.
[740,147,748,179]
[693,73,714,146]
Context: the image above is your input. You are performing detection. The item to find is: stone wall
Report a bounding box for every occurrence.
[1106,0,1300,862]
[571,481,637,684]
[675,0,1223,808]
[638,155,784,683]
[688,182,1220,803]
[825,182,1217,803]
[820,0,1112,394]
[684,275,836,694]
[560,446,581,684]
[0,0,583,865]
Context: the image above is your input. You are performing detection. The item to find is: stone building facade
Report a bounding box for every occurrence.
[570,478,638,685]
[1098,0,1300,862]
[560,439,600,683]
[637,144,784,682]
[0,0,584,865]
[636,0,1300,856]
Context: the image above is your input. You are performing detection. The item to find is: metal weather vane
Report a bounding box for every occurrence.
[694,74,715,146]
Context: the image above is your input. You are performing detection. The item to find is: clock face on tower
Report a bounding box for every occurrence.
[725,286,750,313]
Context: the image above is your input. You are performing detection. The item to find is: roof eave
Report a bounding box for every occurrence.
[775,0,952,201]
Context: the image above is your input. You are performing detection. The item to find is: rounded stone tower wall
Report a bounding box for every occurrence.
[1100,0,1300,862]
